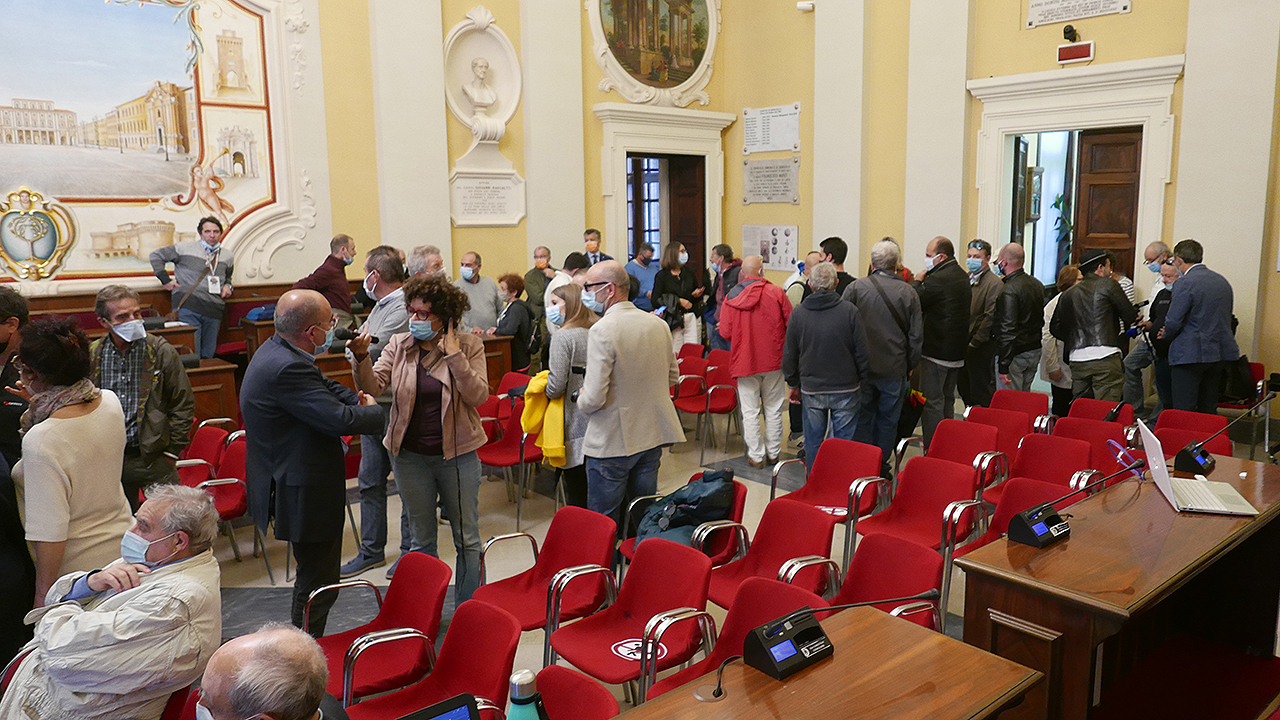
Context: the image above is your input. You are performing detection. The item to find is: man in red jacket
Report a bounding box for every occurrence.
[718,255,793,468]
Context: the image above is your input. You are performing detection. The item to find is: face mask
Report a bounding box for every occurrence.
[342,252,355,266]
[535,258,549,269]
[1163,280,1176,290]
[965,257,982,274]
[460,266,476,281]
[678,252,689,266]
[201,240,219,254]
[312,324,336,352]
[194,703,214,720]
[120,530,177,568]
[363,271,377,297]
[582,288,607,314]
[546,305,565,327]
[992,261,1004,277]
[409,320,438,341]
[111,319,146,343]
[923,254,937,272]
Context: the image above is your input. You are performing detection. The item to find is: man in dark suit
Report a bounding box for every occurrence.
[241,289,384,636]
[1162,239,1239,413]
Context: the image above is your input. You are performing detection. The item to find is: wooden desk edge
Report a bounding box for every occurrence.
[975,670,1046,720]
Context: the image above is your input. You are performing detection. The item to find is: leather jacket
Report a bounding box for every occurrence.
[914,257,971,363]
[1049,273,1138,357]
[996,269,1046,372]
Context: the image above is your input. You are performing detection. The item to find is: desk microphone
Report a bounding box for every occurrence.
[1007,458,1145,549]
[1173,391,1276,474]
[743,589,940,680]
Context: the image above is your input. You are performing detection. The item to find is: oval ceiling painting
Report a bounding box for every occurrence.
[600,0,710,89]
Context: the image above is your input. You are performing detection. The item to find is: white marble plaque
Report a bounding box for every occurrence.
[744,224,799,273]
[743,156,800,205]
[1026,0,1131,29]
[742,103,802,154]
[450,171,526,227]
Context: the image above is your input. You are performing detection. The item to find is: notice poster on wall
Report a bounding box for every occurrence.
[1026,0,1131,29]
[743,157,800,204]
[744,224,799,273]
[742,103,801,154]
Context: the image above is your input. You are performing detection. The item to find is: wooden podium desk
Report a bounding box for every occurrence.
[958,456,1280,720]
[187,359,240,423]
[85,323,197,355]
[623,606,1041,720]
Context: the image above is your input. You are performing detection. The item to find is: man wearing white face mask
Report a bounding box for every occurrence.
[90,285,195,512]
[0,484,222,720]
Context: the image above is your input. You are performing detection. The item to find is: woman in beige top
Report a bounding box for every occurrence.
[12,317,131,605]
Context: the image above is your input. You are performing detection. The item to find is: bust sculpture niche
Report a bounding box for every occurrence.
[462,57,497,114]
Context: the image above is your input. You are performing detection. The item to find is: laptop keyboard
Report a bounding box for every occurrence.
[1176,480,1228,512]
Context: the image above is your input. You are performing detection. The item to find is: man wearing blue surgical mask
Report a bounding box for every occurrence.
[958,239,1004,408]
[294,234,358,333]
[453,251,503,332]
[0,485,222,720]
[90,285,195,512]
[1122,241,1172,421]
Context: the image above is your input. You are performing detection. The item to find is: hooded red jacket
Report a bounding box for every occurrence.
[717,276,793,377]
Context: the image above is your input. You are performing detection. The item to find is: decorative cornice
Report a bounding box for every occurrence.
[593,102,736,131]
[968,54,1185,102]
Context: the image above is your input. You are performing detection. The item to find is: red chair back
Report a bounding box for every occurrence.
[678,343,704,360]
[477,399,541,466]
[209,437,249,520]
[159,687,191,720]
[705,364,738,413]
[530,507,617,613]
[537,666,620,720]
[786,438,882,517]
[927,419,999,469]
[427,600,521,709]
[1009,434,1093,487]
[830,533,943,628]
[706,348,731,371]
[716,499,834,598]
[963,478,1073,560]
[619,539,712,623]
[1154,409,1229,435]
[1052,417,1127,474]
[184,424,229,463]
[703,478,749,565]
[966,406,1032,459]
[990,389,1049,418]
[1069,397,1135,425]
[1219,362,1265,409]
[862,456,977,549]
[1155,427,1232,458]
[672,357,708,400]
[1,649,31,695]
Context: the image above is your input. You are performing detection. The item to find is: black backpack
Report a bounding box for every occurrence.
[634,469,735,552]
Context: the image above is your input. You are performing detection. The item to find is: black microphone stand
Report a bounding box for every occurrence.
[1174,391,1277,474]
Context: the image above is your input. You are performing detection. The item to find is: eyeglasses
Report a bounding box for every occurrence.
[583,281,611,291]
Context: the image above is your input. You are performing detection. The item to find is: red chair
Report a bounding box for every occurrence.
[549,539,712,705]
[678,343,704,361]
[1069,397,1135,425]
[344,600,520,715]
[472,506,616,666]
[1,648,30,695]
[618,475,748,575]
[990,388,1050,422]
[175,417,236,486]
[197,433,277,584]
[848,456,977,553]
[785,533,943,630]
[982,432,1092,506]
[942,478,1069,632]
[1052,416,1128,477]
[538,666,620,720]
[303,552,452,705]
[696,498,836,609]
[1156,427,1232,458]
[896,418,1001,499]
[671,356,708,401]
[965,406,1032,460]
[672,364,739,465]
[476,398,542,531]
[1155,408,1229,435]
[1218,362,1268,459]
[643,578,826,701]
[770,438,883,577]
[705,348,731,371]
[216,298,276,357]
[478,372,533,442]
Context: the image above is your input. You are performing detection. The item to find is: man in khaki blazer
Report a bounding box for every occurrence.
[578,260,685,525]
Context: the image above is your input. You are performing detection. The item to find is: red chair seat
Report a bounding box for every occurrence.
[857,456,976,551]
[319,630,429,698]
[782,439,882,519]
[706,499,834,608]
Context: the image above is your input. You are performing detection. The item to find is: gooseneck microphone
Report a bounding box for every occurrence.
[1173,391,1276,474]
[1007,458,1145,548]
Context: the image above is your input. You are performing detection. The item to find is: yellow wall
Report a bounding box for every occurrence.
[1257,51,1280,374]
[859,0,912,272]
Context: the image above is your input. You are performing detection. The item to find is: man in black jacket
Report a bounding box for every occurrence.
[994,243,1045,391]
[1050,249,1138,402]
[242,290,385,636]
[913,236,971,447]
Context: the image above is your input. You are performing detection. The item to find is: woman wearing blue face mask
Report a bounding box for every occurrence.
[349,276,489,604]
[542,285,599,507]
[652,241,704,354]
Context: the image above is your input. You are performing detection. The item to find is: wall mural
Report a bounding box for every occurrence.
[587,0,720,108]
[0,0,275,279]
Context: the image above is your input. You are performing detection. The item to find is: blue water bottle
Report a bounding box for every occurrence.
[507,669,550,720]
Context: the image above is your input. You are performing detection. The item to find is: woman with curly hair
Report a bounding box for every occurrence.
[543,284,599,507]
[349,276,489,602]
[12,317,131,605]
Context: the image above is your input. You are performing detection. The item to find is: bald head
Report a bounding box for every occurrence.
[202,625,328,720]
[927,236,954,260]
[998,242,1025,270]
[741,255,763,278]
[275,290,331,346]
[583,260,629,311]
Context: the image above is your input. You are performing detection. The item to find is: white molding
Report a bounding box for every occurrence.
[1172,0,1280,355]
[443,6,522,136]
[903,0,971,265]
[585,0,721,108]
[593,102,735,258]
[368,0,453,270]
[969,55,1184,275]
[811,0,864,255]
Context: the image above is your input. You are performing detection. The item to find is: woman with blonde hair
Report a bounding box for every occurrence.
[543,284,598,507]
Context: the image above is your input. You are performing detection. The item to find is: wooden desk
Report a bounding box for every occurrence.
[958,456,1280,720]
[242,318,275,359]
[316,352,356,391]
[84,324,197,355]
[483,335,513,392]
[625,607,1041,720]
[187,359,240,423]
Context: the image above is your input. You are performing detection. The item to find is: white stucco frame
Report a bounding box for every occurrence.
[968,55,1184,262]
[594,102,735,258]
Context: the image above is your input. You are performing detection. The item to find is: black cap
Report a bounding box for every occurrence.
[1079,248,1109,272]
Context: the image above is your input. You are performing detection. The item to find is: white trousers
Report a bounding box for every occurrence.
[670,313,702,355]
[738,370,786,462]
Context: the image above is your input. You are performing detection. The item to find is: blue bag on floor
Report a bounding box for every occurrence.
[634,468,735,552]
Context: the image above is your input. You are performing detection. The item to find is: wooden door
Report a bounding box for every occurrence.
[666,154,706,285]
[1073,127,1142,277]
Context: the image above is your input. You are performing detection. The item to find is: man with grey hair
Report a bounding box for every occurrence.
[408,244,447,280]
[844,239,922,476]
[1123,240,1173,420]
[784,262,871,472]
[197,624,347,720]
[0,485,222,720]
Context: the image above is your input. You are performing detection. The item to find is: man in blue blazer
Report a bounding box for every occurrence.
[241,289,385,636]
[1161,239,1240,413]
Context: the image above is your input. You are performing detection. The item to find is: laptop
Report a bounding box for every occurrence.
[1136,420,1257,516]
[397,694,481,720]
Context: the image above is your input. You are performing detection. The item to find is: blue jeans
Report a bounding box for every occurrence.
[178,307,222,359]
[1123,338,1156,417]
[801,391,860,473]
[355,423,411,559]
[586,447,663,528]
[855,379,907,476]
[391,449,483,603]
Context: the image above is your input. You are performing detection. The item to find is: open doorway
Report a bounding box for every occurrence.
[625,152,706,281]
[1009,125,1142,289]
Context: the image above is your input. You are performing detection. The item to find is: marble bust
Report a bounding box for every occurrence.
[462,57,497,115]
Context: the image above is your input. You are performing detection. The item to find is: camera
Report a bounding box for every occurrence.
[1268,373,1280,392]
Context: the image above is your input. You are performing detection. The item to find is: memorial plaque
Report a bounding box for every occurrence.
[743,157,800,205]
[450,171,526,227]
[743,103,802,154]
[1026,0,1131,28]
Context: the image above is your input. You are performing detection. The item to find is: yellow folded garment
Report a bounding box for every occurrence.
[521,371,566,468]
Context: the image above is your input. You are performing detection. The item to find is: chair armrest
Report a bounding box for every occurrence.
[196,417,237,431]
[889,601,940,630]
[480,532,539,586]
[1069,469,1100,492]
[639,608,718,702]
[305,580,383,633]
[672,375,707,400]
[342,628,432,707]
[475,696,505,720]
[175,458,215,470]
[1033,414,1057,434]
[545,564,617,667]
[770,458,804,500]
[973,451,1009,496]
[227,429,245,444]
[623,494,664,542]
[197,477,246,492]
[691,520,750,562]
[1124,423,1140,448]
[779,555,841,599]
[942,500,989,565]
[894,436,923,477]
[844,477,889,562]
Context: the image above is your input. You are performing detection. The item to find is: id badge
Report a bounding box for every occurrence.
[206,275,221,294]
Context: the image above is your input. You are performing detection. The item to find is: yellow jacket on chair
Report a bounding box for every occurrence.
[520,370,566,468]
